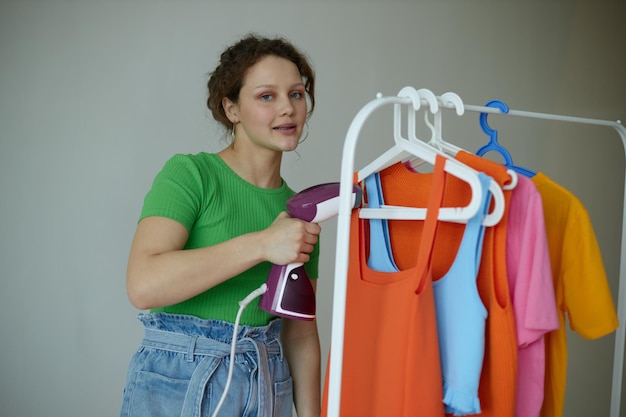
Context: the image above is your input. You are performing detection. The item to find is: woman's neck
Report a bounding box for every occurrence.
[218,145,283,189]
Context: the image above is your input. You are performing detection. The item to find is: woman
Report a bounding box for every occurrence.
[120,34,322,417]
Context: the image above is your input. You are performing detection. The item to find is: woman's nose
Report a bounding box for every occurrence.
[278,95,295,116]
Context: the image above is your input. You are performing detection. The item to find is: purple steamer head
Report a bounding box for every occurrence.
[259,183,362,320]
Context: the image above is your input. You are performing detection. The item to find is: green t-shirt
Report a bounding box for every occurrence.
[140,152,320,325]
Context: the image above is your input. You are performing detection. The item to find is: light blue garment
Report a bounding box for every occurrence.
[119,313,292,417]
[432,173,490,416]
[365,172,399,272]
[364,171,490,415]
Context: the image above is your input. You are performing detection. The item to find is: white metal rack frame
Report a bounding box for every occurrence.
[327,88,626,417]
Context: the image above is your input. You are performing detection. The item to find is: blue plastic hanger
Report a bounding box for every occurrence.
[476,100,536,177]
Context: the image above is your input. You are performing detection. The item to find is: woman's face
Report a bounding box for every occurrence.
[225,55,307,153]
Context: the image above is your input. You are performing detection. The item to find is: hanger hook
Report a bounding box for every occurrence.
[479,99,509,136]
[476,99,514,166]
[397,86,422,111]
[476,99,536,179]
[416,88,439,113]
[423,110,438,145]
[439,92,465,116]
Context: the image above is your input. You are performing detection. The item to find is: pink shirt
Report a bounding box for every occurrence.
[506,175,559,417]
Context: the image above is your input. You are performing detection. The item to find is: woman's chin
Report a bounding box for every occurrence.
[276,138,300,152]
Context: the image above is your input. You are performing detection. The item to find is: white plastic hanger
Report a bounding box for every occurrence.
[428,92,465,154]
[358,87,485,223]
[430,92,518,191]
[415,90,506,226]
[389,87,505,226]
[402,88,439,171]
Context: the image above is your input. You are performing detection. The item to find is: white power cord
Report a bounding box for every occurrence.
[211,283,268,417]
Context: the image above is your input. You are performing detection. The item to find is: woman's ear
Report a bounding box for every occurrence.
[222,97,239,124]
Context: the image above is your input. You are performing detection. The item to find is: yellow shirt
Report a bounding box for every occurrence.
[532,172,618,417]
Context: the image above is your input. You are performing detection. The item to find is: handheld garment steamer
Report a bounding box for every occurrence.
[259,182,362,320]
[211,182,362,417]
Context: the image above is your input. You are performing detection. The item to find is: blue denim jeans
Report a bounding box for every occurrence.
[119,313,293,417]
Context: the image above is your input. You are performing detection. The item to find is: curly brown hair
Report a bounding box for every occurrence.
[207,34,316,131]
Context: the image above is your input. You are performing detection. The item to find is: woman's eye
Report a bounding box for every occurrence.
[290,91,303,99]
[260,94,273,101]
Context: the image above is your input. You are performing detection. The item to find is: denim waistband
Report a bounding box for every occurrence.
[138,312,282,359]
[139,312,281,343]
[137,313,283,417]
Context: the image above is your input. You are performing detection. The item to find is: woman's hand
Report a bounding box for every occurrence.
[261,212,321,265]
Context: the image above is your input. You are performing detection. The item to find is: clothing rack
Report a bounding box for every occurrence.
[326,88,626,417]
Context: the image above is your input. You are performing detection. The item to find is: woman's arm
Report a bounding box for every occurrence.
[281,280,321,417]
[126,213,320,310]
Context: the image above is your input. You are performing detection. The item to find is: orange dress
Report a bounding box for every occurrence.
[322,156,448,417]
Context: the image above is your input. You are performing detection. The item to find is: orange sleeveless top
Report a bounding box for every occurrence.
[322,156,448,417]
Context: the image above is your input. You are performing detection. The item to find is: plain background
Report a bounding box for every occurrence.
[1,1,625,416]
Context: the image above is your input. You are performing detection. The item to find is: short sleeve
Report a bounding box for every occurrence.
[563,207,618,339]
[140,154,204,232]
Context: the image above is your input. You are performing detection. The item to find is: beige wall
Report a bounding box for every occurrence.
[1,1,624,416]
